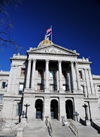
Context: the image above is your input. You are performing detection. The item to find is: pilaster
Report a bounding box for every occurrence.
[26,59,31,89]
[71,61,77,92]
[31,59,36,90]
[59,97,66,121]
[75,62,80,91]
[45,60,49,93]
[58,60,63,93]
[43,96,50,121]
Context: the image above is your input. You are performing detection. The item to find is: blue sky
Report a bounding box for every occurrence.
[0,0,100,75]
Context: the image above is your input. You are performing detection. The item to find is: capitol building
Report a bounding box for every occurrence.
[0,38,100,131]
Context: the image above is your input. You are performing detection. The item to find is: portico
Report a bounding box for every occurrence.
[25,59,81,93]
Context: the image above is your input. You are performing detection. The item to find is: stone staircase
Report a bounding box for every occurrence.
[69,119,100,137]
[51,119,75,137]
[23,119,49,137]
[23,119,100,137]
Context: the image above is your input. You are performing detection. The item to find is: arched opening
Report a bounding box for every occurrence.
[35,99,43,119]
[66,100,73,119]
[51,100,58,120]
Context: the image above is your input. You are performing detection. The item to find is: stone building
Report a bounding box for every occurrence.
[0,39,100,127]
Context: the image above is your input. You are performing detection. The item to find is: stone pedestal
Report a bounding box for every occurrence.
[17,128,23,137]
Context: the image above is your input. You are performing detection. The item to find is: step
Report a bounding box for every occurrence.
[23,119,49,137]
[69,119,100,137]
[51,119,75,137]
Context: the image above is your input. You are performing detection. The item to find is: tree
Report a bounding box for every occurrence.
[0,0,22,52]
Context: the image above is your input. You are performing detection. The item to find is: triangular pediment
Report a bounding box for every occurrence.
[27,44,79,56]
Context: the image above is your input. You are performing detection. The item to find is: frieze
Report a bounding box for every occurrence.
[33,46,71,54]
[31,53,76,58]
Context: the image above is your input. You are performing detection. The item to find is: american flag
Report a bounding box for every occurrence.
[46,27,52,34]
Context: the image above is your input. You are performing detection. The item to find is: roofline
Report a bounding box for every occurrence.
[27,44,80,56]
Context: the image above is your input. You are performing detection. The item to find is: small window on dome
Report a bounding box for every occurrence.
[46,41,48,43]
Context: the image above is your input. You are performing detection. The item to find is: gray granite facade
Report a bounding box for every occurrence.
[0,39,100,127]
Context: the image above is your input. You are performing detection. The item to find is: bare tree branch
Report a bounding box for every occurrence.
[0,0,22,53]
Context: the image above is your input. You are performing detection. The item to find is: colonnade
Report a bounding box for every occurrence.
[25,59,81,92]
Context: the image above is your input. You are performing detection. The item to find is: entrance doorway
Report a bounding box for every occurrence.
[51,100,58,120]
[35,99,43,119]
[66,100,73,119]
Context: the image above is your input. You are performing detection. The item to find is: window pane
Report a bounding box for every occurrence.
[79,71,82,79]
[0,95,3,104]
[62,71,66,78]
[38,70,42,77]
[98,86,100,91]
[19,84,24,94]
[63,84,66,91]
[37,84,42,90]
[50,84,54,91]
[16,103,22,116]
[19,84,24,90]
[50,71,54,78]
[81,85,84,92]
[21,69,25,76]
[2,82,6,89]
[38,84,40,90]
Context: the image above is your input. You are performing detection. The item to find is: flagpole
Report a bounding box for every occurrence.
[51,25,52,42]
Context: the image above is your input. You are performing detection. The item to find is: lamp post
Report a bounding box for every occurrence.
[24,102,30,120]
[83,103,88,120]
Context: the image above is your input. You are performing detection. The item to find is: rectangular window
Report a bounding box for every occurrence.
[63,84,66,91]
[0,95,3,104]
[37,84,42,90]
[21,68,25,76]
[50,84,54,91]
[81,85,84,93]
[62,71,66,78]
[16,103,22,116]
[50,71,54,78]
[2,82,6,89]
[19,84,24,94]
[38,70,42,77]
[97,85,100,92]
[79,71,82,79]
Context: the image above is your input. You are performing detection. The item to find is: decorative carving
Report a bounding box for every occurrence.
[44,47,66,54]
[34,45,72,54]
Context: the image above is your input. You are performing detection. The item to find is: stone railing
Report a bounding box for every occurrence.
[45,117,53,137]
[68,120,79,137]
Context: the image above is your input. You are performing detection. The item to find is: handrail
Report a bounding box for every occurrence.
[68,120,79,137]
[45,118,53,137]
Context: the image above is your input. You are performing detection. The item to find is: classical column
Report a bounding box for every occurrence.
[75,62,80,90]
[84,69,91,97]
[88,69,94,95]
[31,59,36,90]
[84,85,87,97]
[7,65,14,92]
[26,59,31,88]
[58,60,63,92]
[71,61,76,92]
[45,60,49,92]
[67,72,71,91]
[94,84,98,96]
